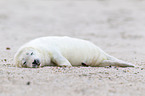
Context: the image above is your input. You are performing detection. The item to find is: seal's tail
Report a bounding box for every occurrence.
[99,55,135,67]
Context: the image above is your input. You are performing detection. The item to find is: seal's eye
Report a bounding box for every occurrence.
[31,52,33,55]
[23,61,27,65]
[22,61,27,67]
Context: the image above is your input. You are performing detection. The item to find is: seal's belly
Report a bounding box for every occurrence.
[33,36,107,66]
[57,42,103,66]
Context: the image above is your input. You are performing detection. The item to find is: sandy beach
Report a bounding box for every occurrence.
[0,0,145,96]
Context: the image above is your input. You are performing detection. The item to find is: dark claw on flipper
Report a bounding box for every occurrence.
[81,62,88,67]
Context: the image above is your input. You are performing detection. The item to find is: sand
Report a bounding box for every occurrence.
[0,0,145,96]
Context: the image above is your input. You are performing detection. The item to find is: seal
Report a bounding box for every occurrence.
[14,36,135,68]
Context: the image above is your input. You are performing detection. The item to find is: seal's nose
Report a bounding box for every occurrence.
[32,59,40,68]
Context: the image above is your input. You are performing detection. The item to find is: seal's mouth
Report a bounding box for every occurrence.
[32,64,40,68]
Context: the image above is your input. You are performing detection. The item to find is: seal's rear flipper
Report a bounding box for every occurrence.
[99,60,135,67]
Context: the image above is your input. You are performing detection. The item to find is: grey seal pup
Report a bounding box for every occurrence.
[14,36,135,68]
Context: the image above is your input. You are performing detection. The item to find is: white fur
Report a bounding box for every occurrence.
[14,36,135,68]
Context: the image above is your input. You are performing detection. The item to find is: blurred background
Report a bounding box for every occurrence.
[1,0,145,96]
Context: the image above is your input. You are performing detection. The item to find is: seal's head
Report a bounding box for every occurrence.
[14,47,44,68]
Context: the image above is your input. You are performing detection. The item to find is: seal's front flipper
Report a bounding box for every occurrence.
[99,60,135,67]
[51,51,72,67]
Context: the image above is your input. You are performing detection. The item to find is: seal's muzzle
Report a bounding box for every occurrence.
[32,59,40,68]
